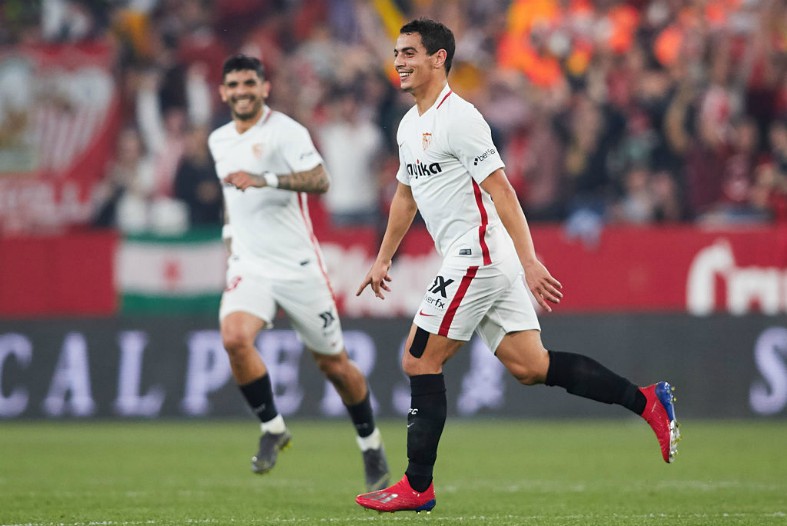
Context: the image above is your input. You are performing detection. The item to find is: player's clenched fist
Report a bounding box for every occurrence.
[223,171,264,191]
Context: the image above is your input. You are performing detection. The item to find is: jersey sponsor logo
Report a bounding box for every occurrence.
[473,147,496,166]
[418,309,436,317]
[406,160,443,179]
[421,132,432,150]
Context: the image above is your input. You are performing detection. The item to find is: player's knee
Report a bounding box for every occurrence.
[507,361,548,386]
[402,352,441,377]
[314,353,348,382]
[221,327,255,356]
[512,368,544,385]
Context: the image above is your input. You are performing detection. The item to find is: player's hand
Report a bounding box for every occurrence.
[523,260,563,312]
[223,171,264,191]
[356,260,393,300]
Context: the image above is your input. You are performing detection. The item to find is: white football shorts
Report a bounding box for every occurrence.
[219,257,344,355]
[413,255,540,351]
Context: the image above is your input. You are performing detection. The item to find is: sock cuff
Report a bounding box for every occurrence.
[345,389,370,412]
[356,427,382,451]
[410,373,446,396]
[545,350,565,387]
[406,461,434,479]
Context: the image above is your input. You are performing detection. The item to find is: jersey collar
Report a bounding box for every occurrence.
[233,105,272,136]
[419,84,453,117]
[255,105,273,127]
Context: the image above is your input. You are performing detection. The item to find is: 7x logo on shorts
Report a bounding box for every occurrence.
[428,275,454,298]
[318,311,335,328]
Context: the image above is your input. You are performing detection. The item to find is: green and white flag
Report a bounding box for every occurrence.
[116,228,226,313]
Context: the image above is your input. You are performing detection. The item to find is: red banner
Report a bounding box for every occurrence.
[319,224,787,317]
[529,225,787,314]
[0,42,121,234]
[0,225,784,317]
[0,230,118,318]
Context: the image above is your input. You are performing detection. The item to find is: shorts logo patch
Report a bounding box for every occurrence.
[428,275,454,298]
[225,276,242,292]
[424,297,445,310]
[318,311,335,328]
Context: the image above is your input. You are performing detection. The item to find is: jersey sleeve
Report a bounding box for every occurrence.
[448,106,504,184]
[395,124,410,186]
[277,120,324,173]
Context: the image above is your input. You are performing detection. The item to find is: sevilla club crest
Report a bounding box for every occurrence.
[421,132,432,150]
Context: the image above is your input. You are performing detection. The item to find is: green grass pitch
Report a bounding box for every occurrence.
[1,419,785,525]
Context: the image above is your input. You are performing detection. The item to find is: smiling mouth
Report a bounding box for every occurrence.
[233,97,254,107]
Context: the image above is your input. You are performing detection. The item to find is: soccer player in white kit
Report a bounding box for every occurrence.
[208,54,389,491]
[354,19,680,513]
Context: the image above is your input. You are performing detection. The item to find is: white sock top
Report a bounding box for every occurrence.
[261,414,286,434]
[356,427,382,451]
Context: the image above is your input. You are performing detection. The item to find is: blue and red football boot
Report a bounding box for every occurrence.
[640,381,680,463]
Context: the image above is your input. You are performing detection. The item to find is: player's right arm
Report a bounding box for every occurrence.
[222,164,330,193]
[356,182,418,300]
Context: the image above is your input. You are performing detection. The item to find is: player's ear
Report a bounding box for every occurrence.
[219,84,228,102]
[433,49,447,70]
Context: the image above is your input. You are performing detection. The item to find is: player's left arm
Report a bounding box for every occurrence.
[222,163,330,193]
[480,169,563,311]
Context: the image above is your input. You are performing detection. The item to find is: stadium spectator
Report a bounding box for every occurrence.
[317,85,385,227]
[133,69,190,234]
[749,161,787,223]
[172,125,223,227]
[92,126,154,231]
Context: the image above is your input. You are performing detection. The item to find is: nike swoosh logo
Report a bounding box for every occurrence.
[418,309,436,317]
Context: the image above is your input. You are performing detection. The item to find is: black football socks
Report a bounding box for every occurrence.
[345,390,376,438]
[545,351,646,415]
[405,373,447,492]
[239,373,279,423]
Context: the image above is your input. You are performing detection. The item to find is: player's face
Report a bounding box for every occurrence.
[394,32,440,94]
[220,69,270,122]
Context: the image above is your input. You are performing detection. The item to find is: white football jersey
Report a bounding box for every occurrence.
[209,106,327,280]
[396,84,512,267]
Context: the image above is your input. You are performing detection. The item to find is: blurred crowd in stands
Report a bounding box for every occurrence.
[3,0,787,237]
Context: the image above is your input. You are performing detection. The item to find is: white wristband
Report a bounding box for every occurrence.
[263,172,279,188]
[221,224,232,240]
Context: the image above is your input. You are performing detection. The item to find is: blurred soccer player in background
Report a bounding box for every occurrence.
[355,19,680,513]
[208,54,389,491]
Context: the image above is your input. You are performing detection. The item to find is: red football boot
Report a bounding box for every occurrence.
[640,381,681,463]
[355,475,436,513]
